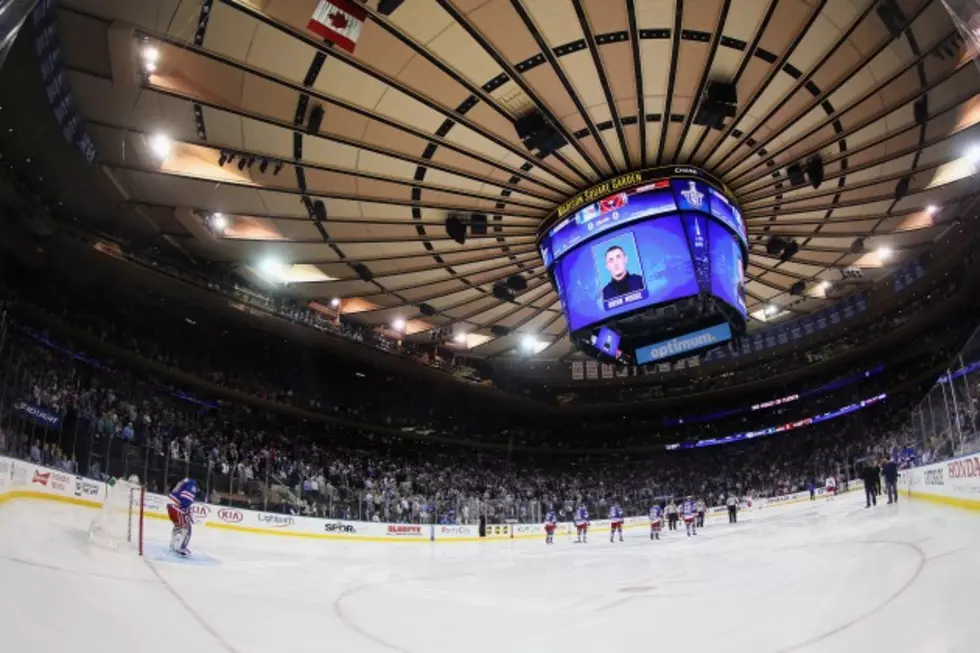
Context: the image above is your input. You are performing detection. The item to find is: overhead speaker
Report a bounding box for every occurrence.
[789,280,806,296]
[894,176,910,201]
[493,282,515,302]
[353,263,373,282]
[805,155,824,189]
[850,237,866,254]
[515,110,567,155]
[913,97,928,125]
[445,214,467,245]
[779,240,799,262]
[694,81,738,129]
[377,0,405,15]
[490,325,511,338]
[307,104,324,134]
[706,81,737,105]
[876,0,906,39]
[766,236,786,256]
[470,213,487,235]
[786,163,806,187]
[418,302,436,317]
[311,199,327,222]
[506,274,527,292]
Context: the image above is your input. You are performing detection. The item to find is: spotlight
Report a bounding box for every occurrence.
[259,257,286,280]
[392,318,406,332]
[273,160,284,175]
[245,156,255,169]
[454,333,467,345]
[144,61,157,74]
[764,304,777,317]
[820,280,832,292]
[218,151,229,167]
[210,212,228,231]
[521,334,539,352]
[148,133,172,159]
[238,157,247,171]
[140,45,159,64]
[877,246,893,261]
[967,145,980,166]
[259,158,269,174]
[330,298,341,308]
[926,204,938,215]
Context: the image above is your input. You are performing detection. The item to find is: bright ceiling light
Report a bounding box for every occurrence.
[210,213,227,231]
[877,246,893,261]
[454,333,467,344]
[259,257,286,280]
[521,334,539,351]
[140,45,159,63]
[330,298,341,308]
[144,61,157,74]
[148,133,172,159]
[764,304,777,317]
[392,318,406,332]
[820,280,832,291]
[926,204,938,215]
[967,145,980,166]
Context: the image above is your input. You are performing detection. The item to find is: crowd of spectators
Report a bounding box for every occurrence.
[0,309,960,525]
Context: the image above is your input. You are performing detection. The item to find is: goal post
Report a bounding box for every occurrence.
[88,477,146,555]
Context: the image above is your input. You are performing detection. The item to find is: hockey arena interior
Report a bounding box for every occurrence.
[3,1,980,651]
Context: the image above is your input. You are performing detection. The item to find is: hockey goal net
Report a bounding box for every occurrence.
[88,477,145,555]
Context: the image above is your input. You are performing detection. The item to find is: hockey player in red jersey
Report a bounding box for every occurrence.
[608,504,624,542]
[574,505,590,543]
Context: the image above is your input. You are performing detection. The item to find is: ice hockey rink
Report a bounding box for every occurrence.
[1,495,978,653]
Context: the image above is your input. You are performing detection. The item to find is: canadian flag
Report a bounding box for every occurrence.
[308,0,367,54]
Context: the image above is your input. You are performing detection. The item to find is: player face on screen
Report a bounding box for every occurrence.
[605,246,628,281]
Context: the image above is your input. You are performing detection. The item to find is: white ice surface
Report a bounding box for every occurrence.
[1,495,978,653]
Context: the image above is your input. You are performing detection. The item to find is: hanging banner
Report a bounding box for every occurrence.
[13,402,61,429]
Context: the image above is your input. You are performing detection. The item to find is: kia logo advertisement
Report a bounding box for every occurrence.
[217,508,243,523]
[257,513,294,528]
[192,504,210,518]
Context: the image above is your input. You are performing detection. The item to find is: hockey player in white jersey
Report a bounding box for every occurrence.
[544,510,557,545]
[608,504,624,542]
[649,504,663,540]
[825,475,837,499]
[681,497,698,537]
[574,505,590,543]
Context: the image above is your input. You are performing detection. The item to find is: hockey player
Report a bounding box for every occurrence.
[649,504,663,540]
[167,477,198,556]
[681,497,698,537]
[574,505,590,543]
[825,474,837,499]
[544,509,557,545]
[666,499,679,531]
[609,503,624,542]
[695,498,707,528]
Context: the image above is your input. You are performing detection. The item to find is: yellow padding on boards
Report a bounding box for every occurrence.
[907,489,980,512]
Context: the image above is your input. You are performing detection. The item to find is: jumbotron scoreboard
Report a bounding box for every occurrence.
[537,166,748,364]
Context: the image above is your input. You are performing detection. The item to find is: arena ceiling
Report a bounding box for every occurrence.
[40,0,980,358]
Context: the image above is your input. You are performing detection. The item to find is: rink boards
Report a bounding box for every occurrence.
[0,454,976,544]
